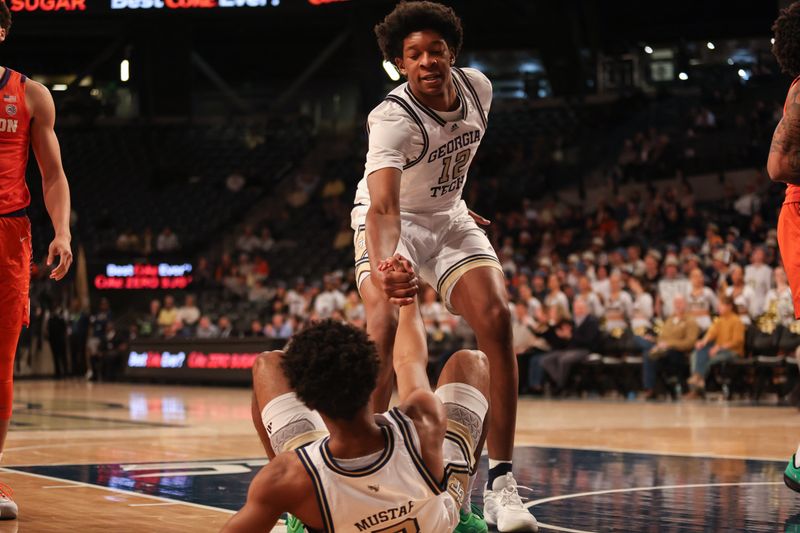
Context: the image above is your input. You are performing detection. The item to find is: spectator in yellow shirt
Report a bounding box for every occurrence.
[686,296,745,398]
[157,295,178,335]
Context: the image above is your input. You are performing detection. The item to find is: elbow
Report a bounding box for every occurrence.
[768,156,789,183]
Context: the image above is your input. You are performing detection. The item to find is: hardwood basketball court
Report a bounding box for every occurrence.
[0,380,795,532]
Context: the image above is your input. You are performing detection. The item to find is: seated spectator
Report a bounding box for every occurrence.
[686,268,718,332]
[177,295,201,329]
[592,265,611,303]
[628,276,654,334]
[265,313,294,338]
[640,294,700,399]
[193,257,215,289]
[538,297,601,393]
[343,290,366,329]
[215,253,236,282]
[246,320,265,337]
[511,302,544,356]
[236,225,261,254]
[603,272,633,332]
[287,278,309,317]
[725,264,757,325]
[518,284,543,318]
[156,227,180,253]
[657,256,690,318]
[196,316,220,339]
[544,273,569,313]
[157,295,178,334]
[248,279,273,303]
[163,319,189,339]
[218,316,238,338]
[115,228,140,253]
[576,275,604,318]
[258,227,275,253]
[137,299,161,338]
[764,267,795,326]
[685,296,745,399]
[313,275,346,319]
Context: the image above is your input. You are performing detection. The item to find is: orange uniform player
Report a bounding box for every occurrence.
[0,0,72,518]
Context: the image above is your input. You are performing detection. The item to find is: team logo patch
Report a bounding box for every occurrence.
[3,95,16,103]
[5,104,17,117]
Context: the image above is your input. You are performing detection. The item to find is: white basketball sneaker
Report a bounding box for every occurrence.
[483,473,537,532]
[0,483,18,520]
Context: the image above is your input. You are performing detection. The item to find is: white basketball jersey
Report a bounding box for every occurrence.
[295,408,459,533]
[354,67,492,215]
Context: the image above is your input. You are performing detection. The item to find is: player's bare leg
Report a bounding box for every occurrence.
[437,349,491,532]
[449,267,516,463]
[251,351,328,459]
[360,277,399,412]
[450,267,537,532]
[250,351,329,532]
[0,329,18,519]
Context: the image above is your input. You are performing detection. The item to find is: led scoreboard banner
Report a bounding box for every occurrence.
[8,0,346,12]
[125,338,286,383]
[94,262,193,290]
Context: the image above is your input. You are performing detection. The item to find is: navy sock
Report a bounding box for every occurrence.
[487,462,512,489]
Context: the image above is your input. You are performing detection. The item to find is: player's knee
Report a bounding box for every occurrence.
[452,349,489,373]
[476,300,512,338]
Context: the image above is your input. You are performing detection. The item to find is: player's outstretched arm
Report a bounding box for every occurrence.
[769,82,800,185]
[366,168,417,305]
[382,256,446,418]
[28,81,72,280]
[220,455,293,532]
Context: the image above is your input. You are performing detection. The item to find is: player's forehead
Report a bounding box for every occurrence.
[402,30,448,52]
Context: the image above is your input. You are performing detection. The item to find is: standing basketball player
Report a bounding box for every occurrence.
[768,0,800,495]
[0,1,73,518]
[352,2,536,530]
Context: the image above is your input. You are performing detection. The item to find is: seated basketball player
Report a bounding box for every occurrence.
[222,256,494,532]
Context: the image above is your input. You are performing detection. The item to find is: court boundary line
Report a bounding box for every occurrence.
[519,443,788,463]
[0,467,237,515]
[10,410,183,430]
[3,441,790,467]
[525,480,784,508]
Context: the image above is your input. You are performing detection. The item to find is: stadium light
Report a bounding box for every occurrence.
[727,58,734,65]
[678,72,688,81]
[52,84,67,91]
[771,38,776,45]
[644,46,653,54]
[120,59,130,83]
[706,41,715,50]
[382,60,400,82]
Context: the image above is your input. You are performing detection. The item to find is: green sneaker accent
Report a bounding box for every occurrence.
[285,514,306,533]
[455,503,488,533]
[785,455,800,494]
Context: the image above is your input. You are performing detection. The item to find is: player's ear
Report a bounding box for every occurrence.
[0,28,6,43]
[394,57,407,77]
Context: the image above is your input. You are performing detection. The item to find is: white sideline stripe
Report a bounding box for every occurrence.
[537,522,594,533]
[128,502,179,507]
[42,484,82,489]
[526,480,784,508]
[0,467,235,515]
